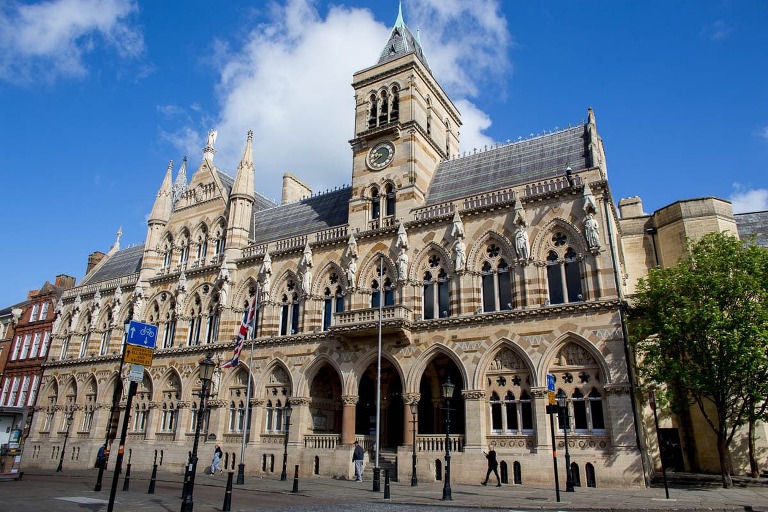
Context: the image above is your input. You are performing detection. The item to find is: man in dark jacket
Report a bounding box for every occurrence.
[481,446,501,486]
[352,441,364,482]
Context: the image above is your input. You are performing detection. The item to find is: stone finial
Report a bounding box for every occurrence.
[203,129,217,162]
[347,233,358,259]
[583,182,597,214]
[513,193,526,226]
[451,210,464,240]
[396,223,408,249]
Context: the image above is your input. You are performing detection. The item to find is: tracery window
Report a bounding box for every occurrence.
[264,367,291,433]
[550,343,605,434]
[159,373,180,433]
[161,234,174,269]
[204,304,220,344]
[422,253,450,319]
[385,184,396,217]
[279,282,300,336]
[544,232,583,305]
[186,296,203,346]
[178,230,190,269]
[486,348,534,435]
[481,243,514,312]
[371,277,394,308]
[161,307,177,349]
[131,376,152,433]
[322,277,344,331]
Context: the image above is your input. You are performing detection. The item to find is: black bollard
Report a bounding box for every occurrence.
[122,463,131,491]
[291,465,299,493]
[181,463,190,499]
[236,462,245,485]
[222,471,234,511]
[372,467,381,492]
[383,469,391,500]
[95,460,105,492]
[148,464,158,494]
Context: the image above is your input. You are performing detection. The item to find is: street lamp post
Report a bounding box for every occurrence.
[180,351,215,512]
[556,390,574,492]
[409,401,418,486]
[56,411,74,472]
[280,401,293,481]
[441,377,455,501]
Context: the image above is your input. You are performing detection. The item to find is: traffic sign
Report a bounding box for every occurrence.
[126,320,158,349]
[128,364,144,383]
[546,374,555,392]
[124,344,154,366]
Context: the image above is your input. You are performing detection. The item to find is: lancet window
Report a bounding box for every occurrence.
[422,253,450,319]
[486,348,534,435]
[544,232,583,305]
[322,274,344,331]
[264,367,290,433]
[551,343,605,434]
[481,243,514,312]
[279,281,300,336]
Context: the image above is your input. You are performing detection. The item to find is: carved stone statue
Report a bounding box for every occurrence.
[347,234,358,259]
[261,252,272,277]
[583,182,598,214]
[397,248,409,282]
[451,211,464,239]
[260,273,271,303]
[206,129,218,147]
[346,258,357,288]
[453,237,466,271]
[514,223,530,261]
[177,271,187,294]
[584,212,600,249]
[301,242,313,268]
[301,268,312,295]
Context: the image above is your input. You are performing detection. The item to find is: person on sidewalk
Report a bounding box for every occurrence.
[481,446,501,486]
[210,445,223,475]
[352,441,364,482]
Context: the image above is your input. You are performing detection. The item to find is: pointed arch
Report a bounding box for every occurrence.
[255,358,293,399]
[344,348,405,396]
[530,217,587,261]
[537,333,611,385]
[472,338,537,389]
[405,343,467,392]
[296,353,345,396]
[467,231,515,271]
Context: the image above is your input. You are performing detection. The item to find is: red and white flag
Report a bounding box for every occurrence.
[221,289,259,369]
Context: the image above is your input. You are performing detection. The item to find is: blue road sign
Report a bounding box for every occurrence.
[546,374,555,392]
[126,320,158,349]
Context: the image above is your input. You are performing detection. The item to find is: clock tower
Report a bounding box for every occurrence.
[348,5,461,233]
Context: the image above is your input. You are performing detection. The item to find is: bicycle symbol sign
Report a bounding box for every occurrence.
[126,320,158,349]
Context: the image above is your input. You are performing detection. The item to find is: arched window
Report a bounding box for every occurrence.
[368,93,378,128]
[504,391,519,432]
[162,306,177,349]
[370,187,380,220]
[371,266,394,308]
[588,388,605,431]
[265,400,274,432]
[194,226,208,265]
[423,254,450,319]
[161,404,176,432]
[279,287,300,336]
[549,343,605,434]
[186,298,202,346]
[178,230,190,269]
[385,184,396,217]
[205,305,220,344]
[390,86,399,122]
[378,90,389,125]
[520,391,533,431]
[99,325,111,356]
[481,243,514,312]
[544,232,584,305]
[322,284,344,331]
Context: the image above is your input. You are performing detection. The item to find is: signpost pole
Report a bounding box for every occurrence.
[107,380,137,512]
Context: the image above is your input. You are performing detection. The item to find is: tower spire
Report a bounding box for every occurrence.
[172,156,188,205]
[149,160,173,223]
[232,130,255,200]
[377,2,430,71]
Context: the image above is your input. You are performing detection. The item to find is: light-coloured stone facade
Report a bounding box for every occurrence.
[27,8,766,488]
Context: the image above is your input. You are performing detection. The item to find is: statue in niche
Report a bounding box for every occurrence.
[206,129,218,147]
[584,213,600,249]
[347,234,358,259]
[301,267,313,295]
[346,258,357,288]
[260,273,271,303]
[453,237,466,271]
[301,243,313,268]
[514,222,530,261]
[177,271,187,294]
[397,247,409,282]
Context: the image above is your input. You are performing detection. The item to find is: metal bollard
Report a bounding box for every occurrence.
[148,464,158,494]
[181,463,190,499]
[122,463,131,491]
[291,465,299,493]
[372,467,381,492]
[383,469,391,500]
[222,471,234,511]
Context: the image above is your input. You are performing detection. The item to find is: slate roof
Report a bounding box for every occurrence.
[80,244,145,286]
[216,169,234,195]
[425,126,589,205]
[250,187,352,245]
[735,210,768,247]
[0,299,31,316]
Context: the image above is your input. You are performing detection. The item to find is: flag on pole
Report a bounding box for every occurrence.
[222,288,259,369]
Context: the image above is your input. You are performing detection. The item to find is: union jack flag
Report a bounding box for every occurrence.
[221,289,259,369]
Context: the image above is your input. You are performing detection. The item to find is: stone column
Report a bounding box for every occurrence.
[340,395,358,445]
[532,387,550,447]
[175,401,191,441]
[145,401,160,440]
[287,397,310,446]
[249,398,265,446]
[402,393,420,446]
[462,390,486,452]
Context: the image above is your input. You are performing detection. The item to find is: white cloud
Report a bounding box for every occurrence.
[729,184,768,214]
[756,126,768,142]
[700,20,733,42]
[198,0,512,202]
[0,0,143,83]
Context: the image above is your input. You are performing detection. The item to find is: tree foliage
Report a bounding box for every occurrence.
[631,232,768,487]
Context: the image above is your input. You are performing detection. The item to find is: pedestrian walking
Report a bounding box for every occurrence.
[210,445,223,475]
[481,446,501,486]
[352,440,364,482]
[95,444,107,469]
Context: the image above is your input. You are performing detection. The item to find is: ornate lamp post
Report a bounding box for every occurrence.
[556,390,574,492]
[409,401,418,486]
[180,351,215,512]
[56,410,74,472]
[441,377,455,501]
[280,401,293,481]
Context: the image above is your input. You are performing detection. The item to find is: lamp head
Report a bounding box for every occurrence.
[441,377,455,400]
[198,351,215,383]
[285,401,293,420]
[409,401,418,416]
[556,389,567,408]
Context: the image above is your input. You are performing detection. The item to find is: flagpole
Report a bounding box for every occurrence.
[236,285,258,485]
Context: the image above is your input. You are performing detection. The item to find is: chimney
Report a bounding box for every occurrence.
[281,173,312,204]
[86,251,107,275]
[618,196,645,219]
[55,274,76,289]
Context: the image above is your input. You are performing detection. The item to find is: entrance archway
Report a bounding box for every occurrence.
[417,353,465,436]
[355,359,404,447]
[308,363,342,436]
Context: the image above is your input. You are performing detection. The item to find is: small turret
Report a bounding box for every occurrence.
[172,156,188,205]
[226,131,257,251]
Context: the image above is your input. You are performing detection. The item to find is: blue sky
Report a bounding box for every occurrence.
[0,0,766,308]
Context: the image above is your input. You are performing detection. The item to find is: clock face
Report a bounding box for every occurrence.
[367,141,395,170]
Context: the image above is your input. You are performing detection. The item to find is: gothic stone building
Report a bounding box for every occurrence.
[26,10,763,486]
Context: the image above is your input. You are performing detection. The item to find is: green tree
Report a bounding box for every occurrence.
[632,232,768,488]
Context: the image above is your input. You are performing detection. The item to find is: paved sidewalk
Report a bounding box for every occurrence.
[1,469,767,511]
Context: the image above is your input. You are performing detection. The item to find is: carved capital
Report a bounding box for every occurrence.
[531,387,548,398]
[402,393,421,405]
[207,399,227,408]
[288,397,311,406]
[341,395,359,406]
[250,398,265,407]
[176,401,191,409]
[148,401,161,409]
[461,390,485,401]
[604,384,631,396]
